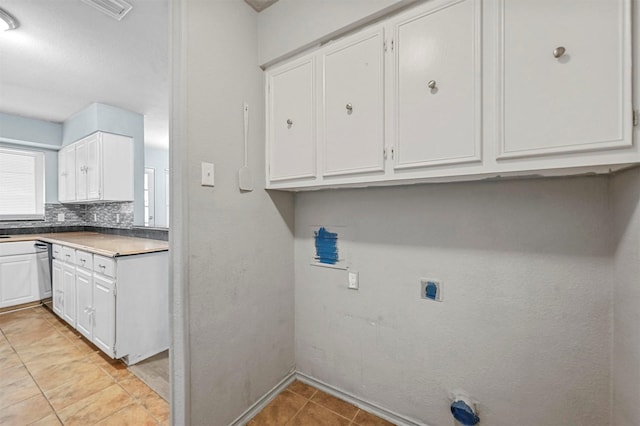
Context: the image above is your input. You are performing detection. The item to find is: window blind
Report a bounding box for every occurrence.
[0,148,45,220]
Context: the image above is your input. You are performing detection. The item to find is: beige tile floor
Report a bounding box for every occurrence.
[249,380,395,426]
[0,305,169,425]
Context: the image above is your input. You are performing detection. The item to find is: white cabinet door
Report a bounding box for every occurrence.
[75,140,88,200]
[52,259,63,317]
[58,149,67,202]
[86,134,101,200]
[62,263,76,326]
[0,254,37,308]
[75,268,93,340]
[497,0,631,159]
[322,26,385,177]
[92,273,115,357]
[59,145,77,202]
[268,57,317,182]
[392,0,481,170]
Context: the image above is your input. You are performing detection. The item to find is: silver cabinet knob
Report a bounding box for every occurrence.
[427,80,437,90]
[553,46,566,58]
[346,103,353,112]
[286,119,293,127]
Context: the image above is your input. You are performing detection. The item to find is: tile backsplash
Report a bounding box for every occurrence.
[0,202,134,229]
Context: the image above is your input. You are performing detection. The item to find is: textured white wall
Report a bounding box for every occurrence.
[295,177,612,425]
[180,1,295,424]
[611,168,640,426]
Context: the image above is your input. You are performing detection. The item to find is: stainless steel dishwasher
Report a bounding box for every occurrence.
[35,242,52,307]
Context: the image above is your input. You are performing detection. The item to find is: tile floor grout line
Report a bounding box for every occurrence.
[352,409,362,423]
[12,307,122,425]
[284,399,310,426]
[0,307,65,425]
[310,396,360,423]
[118,375,164,424]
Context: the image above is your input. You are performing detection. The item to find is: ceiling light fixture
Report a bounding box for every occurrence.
[0,7,18,31]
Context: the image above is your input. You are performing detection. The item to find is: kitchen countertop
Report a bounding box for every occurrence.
[0,232,169,257]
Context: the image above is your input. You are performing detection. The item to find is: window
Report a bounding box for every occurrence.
[0,147,45,221]
[144,167,155,227]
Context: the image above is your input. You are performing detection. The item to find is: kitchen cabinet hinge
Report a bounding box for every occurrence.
[391,39,394,52]
[634,110,639,126]
[383,147,387,159]
[383,40,387,52]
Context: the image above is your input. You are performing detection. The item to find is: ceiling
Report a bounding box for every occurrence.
[0,0,169,149]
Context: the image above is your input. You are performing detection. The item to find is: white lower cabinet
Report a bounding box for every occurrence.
[62,263,76,327]
[51,245,168,364]
[75,267,93,340]
[52,259,64,317]
[0,242,50,309]
[92,273,115,357]
[0,253,38,309]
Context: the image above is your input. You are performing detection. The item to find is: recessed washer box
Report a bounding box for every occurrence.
[420,279,442,302]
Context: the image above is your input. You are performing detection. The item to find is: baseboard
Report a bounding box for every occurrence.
[228,370,297,426]
[296,372,428,426]
[229,369,429,426]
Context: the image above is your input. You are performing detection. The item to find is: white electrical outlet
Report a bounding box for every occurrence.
[348,271,359,290]
[116,213,120,223]
[93,213,97,221]
[420,278,443,302]
[57,213,64,222]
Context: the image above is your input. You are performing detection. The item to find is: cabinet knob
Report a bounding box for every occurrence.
[553,46,566,58]
[286,119,293,127]
[346,103,353,113]
[427,80,437,90]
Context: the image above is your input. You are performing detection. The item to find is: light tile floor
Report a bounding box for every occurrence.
[249,380,395,426]
[0,305,169,425]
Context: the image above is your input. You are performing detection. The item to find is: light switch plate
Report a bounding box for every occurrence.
[348,271,359,290]
[57,213,64,222]
[201,162,215,186]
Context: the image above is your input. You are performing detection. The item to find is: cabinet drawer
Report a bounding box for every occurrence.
[93,255,115,278]
[62,247,76,264]
[52,244,63,259]
[75,250,93,270]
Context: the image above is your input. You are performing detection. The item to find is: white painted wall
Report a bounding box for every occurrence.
[610,3,640,424]
[611,168,640,426]
[295,177,612,425]
[177,1,295,424]
[257,0,416,65]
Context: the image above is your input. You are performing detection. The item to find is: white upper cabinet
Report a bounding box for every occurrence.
[265,0,635,190]
[392,0,481,170]
[75,137,89,200]
[322,26,385,177]
[497,0,631,159]
[75,133,102,201]
[267,56,317,182]
[58,146,76,203]
[58,132,134,203]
